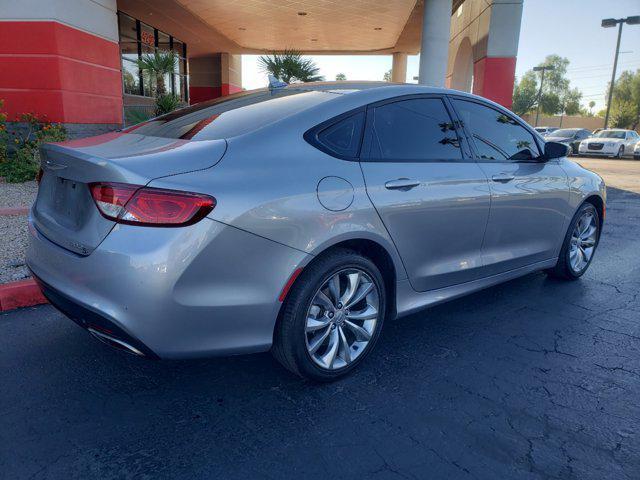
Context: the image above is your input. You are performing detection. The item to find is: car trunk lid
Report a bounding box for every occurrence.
[32,132,226,255]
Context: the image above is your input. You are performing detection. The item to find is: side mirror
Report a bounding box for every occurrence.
[544,141,570,160]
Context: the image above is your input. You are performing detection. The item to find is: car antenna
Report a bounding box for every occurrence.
[268,75,288,90]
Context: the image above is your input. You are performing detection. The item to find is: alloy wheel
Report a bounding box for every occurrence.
[305,269,380,370]
[569,210,598,273]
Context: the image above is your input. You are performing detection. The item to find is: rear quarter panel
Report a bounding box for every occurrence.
[148,97,408,281]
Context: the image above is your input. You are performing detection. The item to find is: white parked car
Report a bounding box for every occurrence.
[578,129,640,158]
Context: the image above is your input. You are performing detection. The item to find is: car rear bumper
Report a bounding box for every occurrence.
[27,215,310,359]
[33,274,160,358]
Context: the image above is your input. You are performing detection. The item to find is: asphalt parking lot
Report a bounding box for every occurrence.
[1,158,639,479]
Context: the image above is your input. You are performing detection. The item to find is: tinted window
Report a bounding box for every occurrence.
[124,89,337,140]
[370,98,461,160]
[452,99,540,160]
[316,112,364,157]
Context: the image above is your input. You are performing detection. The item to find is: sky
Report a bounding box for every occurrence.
[241,0,640,111]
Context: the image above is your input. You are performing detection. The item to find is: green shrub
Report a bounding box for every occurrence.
[0,107,67,183]
[0,146,39,182]
[155,94,183,116]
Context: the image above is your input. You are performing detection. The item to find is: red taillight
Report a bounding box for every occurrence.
[89,182,215,227]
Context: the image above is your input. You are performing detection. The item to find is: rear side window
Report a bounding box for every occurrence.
[452,98,540,161]
[314,112,365,158]
[369,98,462,161]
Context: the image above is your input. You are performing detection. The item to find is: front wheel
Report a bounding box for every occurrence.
[546,203,600,280]
[615,145,624,159]
[272,249,386,381]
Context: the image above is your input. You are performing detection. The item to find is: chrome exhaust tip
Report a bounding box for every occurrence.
[88,328,145,357]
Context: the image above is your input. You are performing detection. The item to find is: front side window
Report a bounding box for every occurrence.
[369,98,461,160]
[451,99,540,161]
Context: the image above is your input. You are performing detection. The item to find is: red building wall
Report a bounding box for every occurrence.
[0,21,123,124]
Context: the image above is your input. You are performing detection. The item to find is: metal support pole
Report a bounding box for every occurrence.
[534,67,547,127]
[604,21,623,129]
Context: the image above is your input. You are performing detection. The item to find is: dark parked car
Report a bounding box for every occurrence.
[545,128,592,155]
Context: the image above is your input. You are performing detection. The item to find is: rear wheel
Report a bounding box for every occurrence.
[546,203,600,280]
[273,249,386,381]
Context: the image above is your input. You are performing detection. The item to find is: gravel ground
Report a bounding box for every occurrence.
[0,181,36,283]
[0,180,38,209]
[0,215,30,283]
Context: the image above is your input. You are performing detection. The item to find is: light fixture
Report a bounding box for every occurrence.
[374,27,382,30]
[298,11,307,16]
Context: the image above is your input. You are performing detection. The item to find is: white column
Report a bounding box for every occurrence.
[418,0,452,86]
[391,52,408,82]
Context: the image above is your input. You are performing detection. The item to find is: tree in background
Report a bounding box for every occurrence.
[335,73,347,81]
[383,70,392,82]
[512,71,538,116]
[258,50,324,83]
[588,100,596,116]
[137,51,177,96]
[606,70,640,129]
[137,51,183,116]
[511,55,583,117]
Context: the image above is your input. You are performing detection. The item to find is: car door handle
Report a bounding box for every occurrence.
[491,174,515,183]
[384,178,421,191]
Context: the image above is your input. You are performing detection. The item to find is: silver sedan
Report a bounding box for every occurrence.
[27,82,605,381]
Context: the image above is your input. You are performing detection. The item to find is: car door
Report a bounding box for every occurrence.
[360,95,491,292]
[625,131,639,154]
[449,97,570,275]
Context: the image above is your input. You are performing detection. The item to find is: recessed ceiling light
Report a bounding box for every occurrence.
[298,12,307,16]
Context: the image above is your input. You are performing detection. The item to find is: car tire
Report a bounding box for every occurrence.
[272,248,386,382]
[615,145,624,159]
[546,203,600,280]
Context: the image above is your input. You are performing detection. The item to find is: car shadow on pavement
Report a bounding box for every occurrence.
[1,187,639,479]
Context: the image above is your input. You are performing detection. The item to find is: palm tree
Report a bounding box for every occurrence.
[588,100,596,116]
[258,50,324,83]
[137,51,177,96]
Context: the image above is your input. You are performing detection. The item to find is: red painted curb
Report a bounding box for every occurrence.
[0,207,30,216]
[0,279,48,312]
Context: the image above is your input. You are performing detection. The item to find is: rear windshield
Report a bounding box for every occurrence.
[124,88,338,140]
